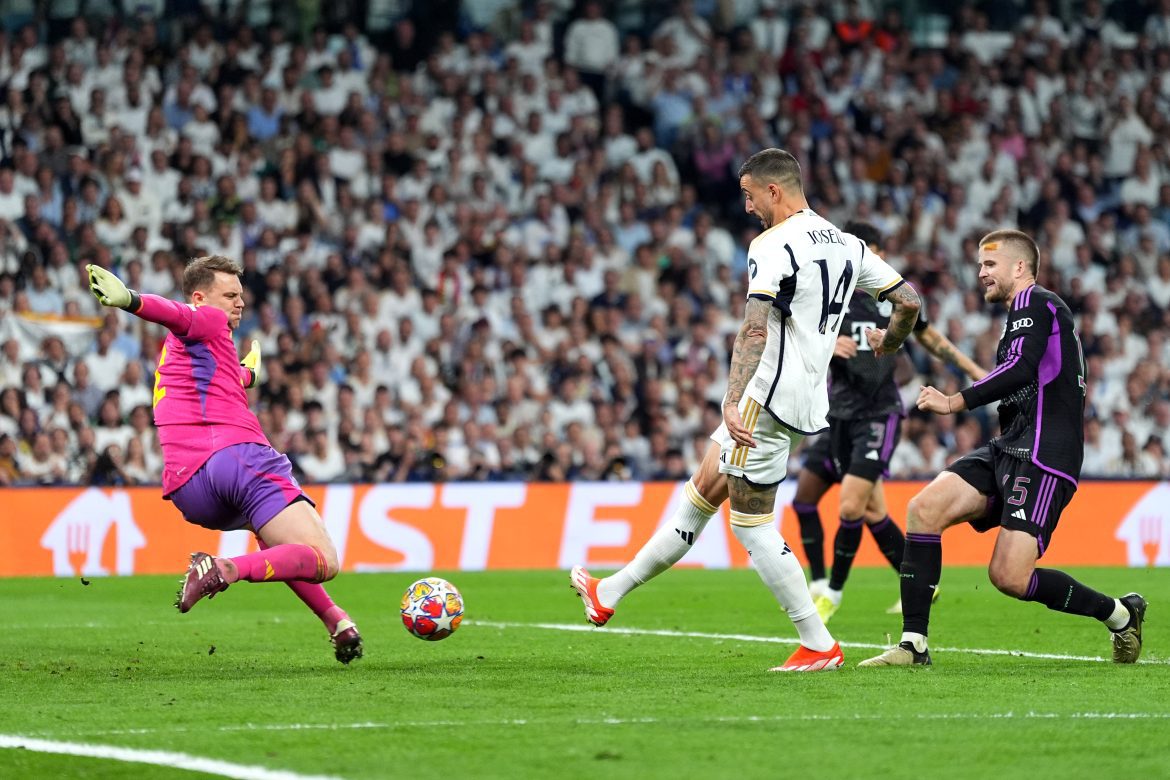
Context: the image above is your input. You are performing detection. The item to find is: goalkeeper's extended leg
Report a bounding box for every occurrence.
[256,539,363,664]
[177,535,333,612]
[175,547,329,617]
[252,500,361,663]
[178,498,362,663]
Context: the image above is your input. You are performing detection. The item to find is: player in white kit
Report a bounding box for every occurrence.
[572,149,922,671]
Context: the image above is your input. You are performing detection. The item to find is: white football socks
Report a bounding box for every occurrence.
[1104,599,1130,631]
[901,632,928,653]
[731,512,835,652]
[597,481,717,609]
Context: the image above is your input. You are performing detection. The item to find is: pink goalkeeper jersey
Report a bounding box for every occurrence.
[135,294,270,495]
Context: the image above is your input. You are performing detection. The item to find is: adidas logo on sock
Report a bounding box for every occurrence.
[781,543,792,555]
[1012,508,1027,521]
[675,528,695,546]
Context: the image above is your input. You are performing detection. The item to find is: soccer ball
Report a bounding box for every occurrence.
[401,577,464,641]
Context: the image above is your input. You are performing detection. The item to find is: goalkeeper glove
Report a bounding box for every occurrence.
[240,339,262,388]
[86,264,140,311]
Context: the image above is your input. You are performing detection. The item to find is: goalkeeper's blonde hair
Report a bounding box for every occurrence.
[183,255,243,298]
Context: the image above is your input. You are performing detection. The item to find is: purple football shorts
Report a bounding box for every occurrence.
[168,443,314,533]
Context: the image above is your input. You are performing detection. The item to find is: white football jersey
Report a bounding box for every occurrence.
[743,209,904,434]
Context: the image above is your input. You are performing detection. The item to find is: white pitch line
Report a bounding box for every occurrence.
[468,620,1170,664]
[45,710,1170,739]
[0,735,343,780]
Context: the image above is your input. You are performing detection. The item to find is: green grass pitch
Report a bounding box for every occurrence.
[1,566,1167,779]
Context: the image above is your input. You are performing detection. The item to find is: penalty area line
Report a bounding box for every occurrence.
[468,620,1169,664]
[0,735,343,780]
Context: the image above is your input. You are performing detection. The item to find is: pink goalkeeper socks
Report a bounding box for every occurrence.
[287,583,347,633]
[248,538,345,632]
[226,544,326,584]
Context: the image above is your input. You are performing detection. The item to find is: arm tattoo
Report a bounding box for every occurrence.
[724,298,770,406]
[879,283,921,354]
[919,326,984,378]
[934,343,961,366]
[921,329,960,365]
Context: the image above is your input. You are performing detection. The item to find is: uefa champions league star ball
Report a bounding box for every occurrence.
[401,577,464,641]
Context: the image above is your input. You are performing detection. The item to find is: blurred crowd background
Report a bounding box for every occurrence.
[0,0,1168,488]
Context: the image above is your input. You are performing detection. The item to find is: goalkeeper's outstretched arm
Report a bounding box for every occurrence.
[86,263,227,340]
[86,264,141,312]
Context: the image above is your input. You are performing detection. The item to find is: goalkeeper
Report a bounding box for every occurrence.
[87,256,362,664]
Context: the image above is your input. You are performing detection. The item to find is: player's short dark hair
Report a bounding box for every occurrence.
[183,255,242,298]
[979,229,1039,276]
[737,148,803,193]
[843,221,884,251]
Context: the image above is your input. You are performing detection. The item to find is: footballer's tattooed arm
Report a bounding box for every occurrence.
[916,325,989,380]
[722,298,770,447]
[725,298,770,407]
[870,282,921,357]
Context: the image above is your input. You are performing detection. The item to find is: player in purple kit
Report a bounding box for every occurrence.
[858,230,1145,667]
[87,256,362,664]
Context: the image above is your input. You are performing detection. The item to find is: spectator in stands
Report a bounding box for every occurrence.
[562,1,619,101]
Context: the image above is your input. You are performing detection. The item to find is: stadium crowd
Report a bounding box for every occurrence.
[0,0,1169,487]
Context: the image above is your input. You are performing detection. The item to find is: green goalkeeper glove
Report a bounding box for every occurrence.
[86,264,140,310]
[240,339,262,388]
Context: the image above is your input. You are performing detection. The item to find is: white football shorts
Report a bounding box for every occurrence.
[711,396,803,486]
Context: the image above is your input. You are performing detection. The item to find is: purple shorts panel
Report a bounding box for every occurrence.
[169,443,313,533]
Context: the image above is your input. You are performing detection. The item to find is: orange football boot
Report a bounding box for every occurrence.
[569,565,615,627]
[769,642,844,672]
